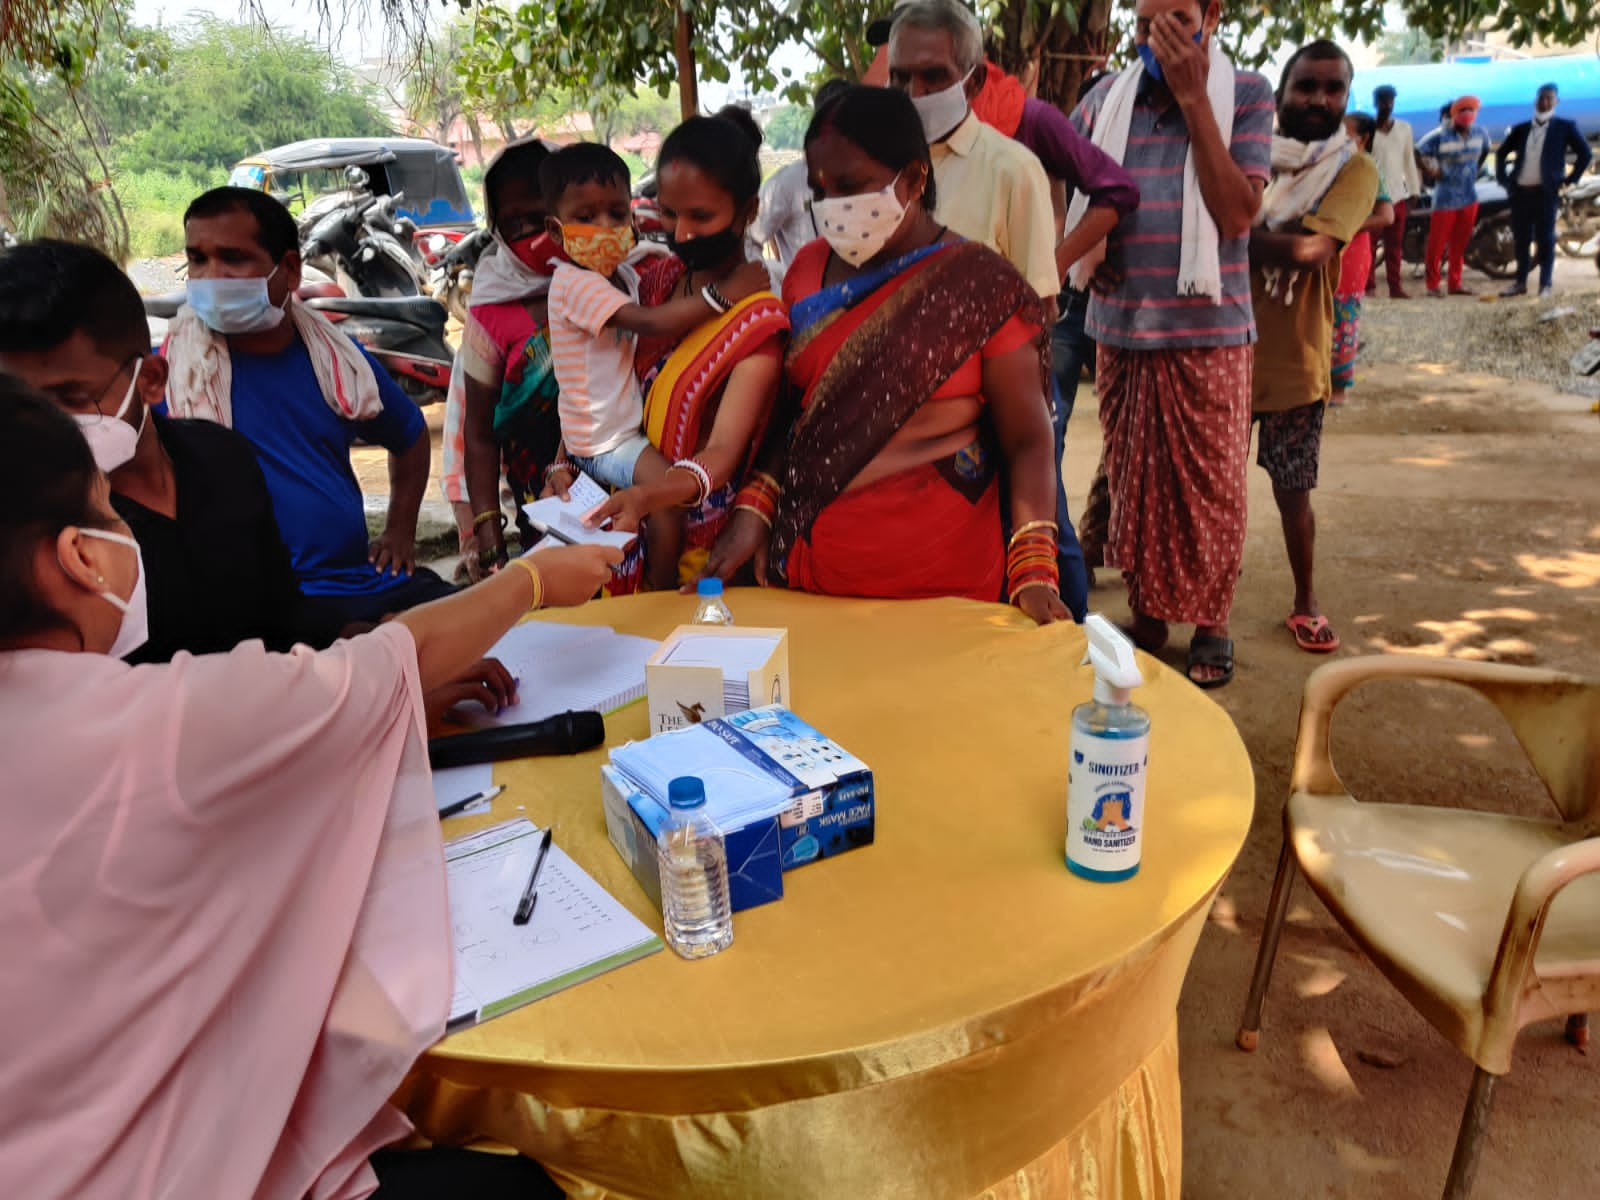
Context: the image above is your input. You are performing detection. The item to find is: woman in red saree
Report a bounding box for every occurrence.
[590,108,789,592]
[703,86,1069,625]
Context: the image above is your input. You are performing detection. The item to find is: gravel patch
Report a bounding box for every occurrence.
[1360,257,1600,397]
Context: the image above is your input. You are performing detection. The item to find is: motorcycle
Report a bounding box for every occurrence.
[416,226,490,324]
[142,271,453,408]
[1556,173,1600,259]
[1375,177,1517,281]
[301,189,426,299]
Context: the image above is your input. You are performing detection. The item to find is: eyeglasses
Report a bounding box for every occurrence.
[69,356,142,423]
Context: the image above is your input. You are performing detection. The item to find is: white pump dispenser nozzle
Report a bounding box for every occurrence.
[1083,614,1143,705]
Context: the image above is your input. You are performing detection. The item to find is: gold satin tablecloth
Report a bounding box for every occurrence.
[401,592,1253,1199]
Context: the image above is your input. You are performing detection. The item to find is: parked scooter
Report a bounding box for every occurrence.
[142,271,453,407]
[1556,173,1600,259]
[416,226,489,324]
[301,187,425,299]
[1374,177,1517,281]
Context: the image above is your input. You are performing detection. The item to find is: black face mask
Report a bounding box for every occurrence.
[668,225,744,272]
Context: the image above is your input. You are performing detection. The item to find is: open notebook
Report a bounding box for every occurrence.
[522,471,636,551]
[472,620,660,727]
[445,818,662,1029]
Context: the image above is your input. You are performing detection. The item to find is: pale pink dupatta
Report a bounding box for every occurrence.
[0,623,450,1200]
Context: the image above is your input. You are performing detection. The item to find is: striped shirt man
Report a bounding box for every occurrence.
[1071,71,1275,350]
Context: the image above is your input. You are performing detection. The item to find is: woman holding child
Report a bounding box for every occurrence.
[591,108,790,592]
[704,86,1071,625]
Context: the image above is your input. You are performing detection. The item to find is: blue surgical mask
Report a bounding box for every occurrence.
[185,265,287,335]
[1138,30,1204,84]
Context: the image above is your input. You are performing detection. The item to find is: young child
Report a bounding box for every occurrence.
[1331,113,1395,404]
[539,143,765,578]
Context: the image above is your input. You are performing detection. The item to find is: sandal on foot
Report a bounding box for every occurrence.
[1285,612,1341,654]
[1186,634,1234,689]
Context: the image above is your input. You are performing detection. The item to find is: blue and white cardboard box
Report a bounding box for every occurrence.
[718,706,876,870]
[600,764,785,913]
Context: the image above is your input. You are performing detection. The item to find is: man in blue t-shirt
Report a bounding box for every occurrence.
[175,187,452,626]
[1415,95,1492,297]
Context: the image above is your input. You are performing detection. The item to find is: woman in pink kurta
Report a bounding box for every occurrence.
[0,382,616,1199]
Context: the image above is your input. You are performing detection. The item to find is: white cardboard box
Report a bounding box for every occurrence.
[645,624,790,735]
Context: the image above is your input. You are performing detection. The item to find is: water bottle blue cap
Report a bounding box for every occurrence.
[696,577,723,597]
[667,776,707,809]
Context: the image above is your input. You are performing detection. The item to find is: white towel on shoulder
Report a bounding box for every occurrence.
[165,297,384,427]
[1255,127,1358,305]
[1066,42,1237,303]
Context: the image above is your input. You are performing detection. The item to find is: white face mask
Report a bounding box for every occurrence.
[75,528,149,659]
[911,70,973,143]
[812,173,909,268]
[185,265,287,335]
[73,358,146,474]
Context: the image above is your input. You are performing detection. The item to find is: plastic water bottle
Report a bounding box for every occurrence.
[657,776,733,959]
[1066,615,1151,882]
[692,577,734,625]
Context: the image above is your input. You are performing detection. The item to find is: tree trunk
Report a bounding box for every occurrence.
[673,2,698,119]
[463,111,486,165]
[990,0,1115,113]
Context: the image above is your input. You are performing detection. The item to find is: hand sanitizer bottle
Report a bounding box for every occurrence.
[1067,615,1150,882]
[692,577,734,625]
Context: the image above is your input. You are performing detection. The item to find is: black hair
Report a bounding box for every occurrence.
[539,142,632,212]
[1539,82,1559,97]
[1439,103,1453,121]
[815,78,851,110]
[805,85,938,215]
[1374,85,1397,102]
[0,373,106,644]
[1345,111,1377,145]
[0,239,149,361]
[183,186,300,261]
[484,138,554,228]
[658,106,764,207]
[1277,39,1354,98]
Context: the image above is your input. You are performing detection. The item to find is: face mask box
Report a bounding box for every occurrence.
[645,625,791,736]
[717,706,875,871]
[600,764,785,914]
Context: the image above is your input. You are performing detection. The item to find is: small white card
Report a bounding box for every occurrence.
[522,471,636,551]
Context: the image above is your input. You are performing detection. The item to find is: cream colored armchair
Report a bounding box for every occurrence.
[1235,655,1600,1200]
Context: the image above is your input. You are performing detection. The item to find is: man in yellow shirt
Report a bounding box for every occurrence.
[1250,41,1378,659]
[886,0,1060,304]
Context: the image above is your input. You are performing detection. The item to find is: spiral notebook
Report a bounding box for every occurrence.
[472,620,660,727]
[521,472,636,551]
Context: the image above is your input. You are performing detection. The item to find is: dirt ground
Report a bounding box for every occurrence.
[1064,271,1598,1199]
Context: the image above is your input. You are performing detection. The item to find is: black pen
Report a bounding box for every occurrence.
[512,827,554,926]
[438,785,505,820]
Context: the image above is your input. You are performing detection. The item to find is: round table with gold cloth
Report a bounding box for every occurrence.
[398,590,1253,1199]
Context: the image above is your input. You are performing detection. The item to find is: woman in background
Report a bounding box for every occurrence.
[1331,112,1395,405]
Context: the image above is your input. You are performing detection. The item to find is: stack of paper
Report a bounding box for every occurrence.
[475,621,659,727]
[659,633,784,711]
[610,721,796,829]
[521,472,636,551]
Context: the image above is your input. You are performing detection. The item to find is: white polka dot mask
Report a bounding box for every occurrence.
[811,171,907,267]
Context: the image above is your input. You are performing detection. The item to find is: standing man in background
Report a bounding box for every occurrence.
[1069,0,1274,687]
[1415,96,1490,297]
[1496,83,1592,299]
[1369,85,1420,298]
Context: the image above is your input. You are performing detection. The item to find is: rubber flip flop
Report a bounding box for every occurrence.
[1186,634,1234,690]
[1285,612,1341,654]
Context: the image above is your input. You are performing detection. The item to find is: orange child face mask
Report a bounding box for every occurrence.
[555,221,636,277]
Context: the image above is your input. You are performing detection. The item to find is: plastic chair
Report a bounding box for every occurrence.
[1235,656,1600,1200]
